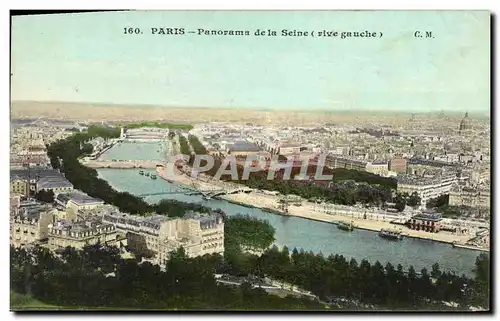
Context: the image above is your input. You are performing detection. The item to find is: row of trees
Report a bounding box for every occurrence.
[11,245,324,310]
[188,134,208,155]
[177,134,191,155]
[46,127,209,217]
[10,212,490,310]
[221,216,489,310]
[392,191,422,211]
[427,194,450,209]
[222,244,490,309]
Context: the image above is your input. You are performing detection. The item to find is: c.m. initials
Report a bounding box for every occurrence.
[413,31,434,38]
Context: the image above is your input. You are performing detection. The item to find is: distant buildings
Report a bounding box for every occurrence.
[123,128,168,140]
[389,157,407,173]
[325,155,369,172]
[366,161,390,176]
[278,142,302,156]
[459,112,472,134]
[226,141,262,156]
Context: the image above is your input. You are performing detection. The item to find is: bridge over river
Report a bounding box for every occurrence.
[82,159,165,169]
[137,186,253,199]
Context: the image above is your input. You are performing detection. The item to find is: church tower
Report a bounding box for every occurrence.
[459,112,472,134]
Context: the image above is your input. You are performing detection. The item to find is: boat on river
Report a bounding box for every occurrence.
[145,172,150,177]
[379,228,403,240]
[337,221,355,231]
[150,174,157,179]
[139,170,144,175]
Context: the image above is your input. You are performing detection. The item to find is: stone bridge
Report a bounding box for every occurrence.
[82,159,165,169]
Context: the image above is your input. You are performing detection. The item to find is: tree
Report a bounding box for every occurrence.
[472,253,490,308]
[35,190,55,203]
[394,193,407,212]
[407,192,422,208]
[426,194,449,209]
[431,263,442,279]
[80,143,94,155]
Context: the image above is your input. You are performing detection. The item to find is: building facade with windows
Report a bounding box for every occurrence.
[10,176,28,196]
[10,205,55,247]
[48,219,120,249]
[35,176,74,195]
[325,155,369,172]
[397,174,457,209]
[55,191,105,211]
[449,185,490,209]
[102,211,225,267]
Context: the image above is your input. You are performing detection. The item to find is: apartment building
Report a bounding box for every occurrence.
[366,161,389,176]
[226,141,262,156]
[55,191,105,212]
[397,174,457,209]
[102,211,225,267]
[48,219,121,249]
[157,212,224,266]
[279,142,302,156]
[102,213,170,254]
[325,155,369,172]
[10,168,72,197]
[10,175,28,196]
[449,185,490,209]
[389,157,407,173]
[10,204,55,247]
[36,176,74,195]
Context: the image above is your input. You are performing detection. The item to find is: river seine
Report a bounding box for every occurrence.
[96,168,480,276]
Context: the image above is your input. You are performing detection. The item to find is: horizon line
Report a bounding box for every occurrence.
[10,100,491,116]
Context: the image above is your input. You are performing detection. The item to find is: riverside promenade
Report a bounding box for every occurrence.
[155,166,480,247]
[83,159,164,169]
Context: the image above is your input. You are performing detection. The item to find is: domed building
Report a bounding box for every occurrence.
[459,112,472,134]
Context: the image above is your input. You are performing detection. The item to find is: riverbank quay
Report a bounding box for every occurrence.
[154,167,483,248]
[82,159,163,169]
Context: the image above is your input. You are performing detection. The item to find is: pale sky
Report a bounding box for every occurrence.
[11,11,490,112]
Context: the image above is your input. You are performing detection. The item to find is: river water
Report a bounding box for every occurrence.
[97,167,480,276]
[98,141,165,161]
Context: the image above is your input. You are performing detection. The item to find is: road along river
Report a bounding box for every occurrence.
[97,168,481,276]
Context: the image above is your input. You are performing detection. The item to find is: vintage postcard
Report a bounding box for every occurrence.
[10,10,490,312]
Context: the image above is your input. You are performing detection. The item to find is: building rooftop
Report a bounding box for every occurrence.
[185,211,223,229]
[10,168,63,180]
[103,212,170,230]
[412,212,443,221]
[36,176,74,189]
[14,204,51,221]
[227,141,261,153]
[51,219,114,234]
[56,191,104,206]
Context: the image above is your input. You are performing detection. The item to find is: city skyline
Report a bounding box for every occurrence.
[11,11,490,113]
